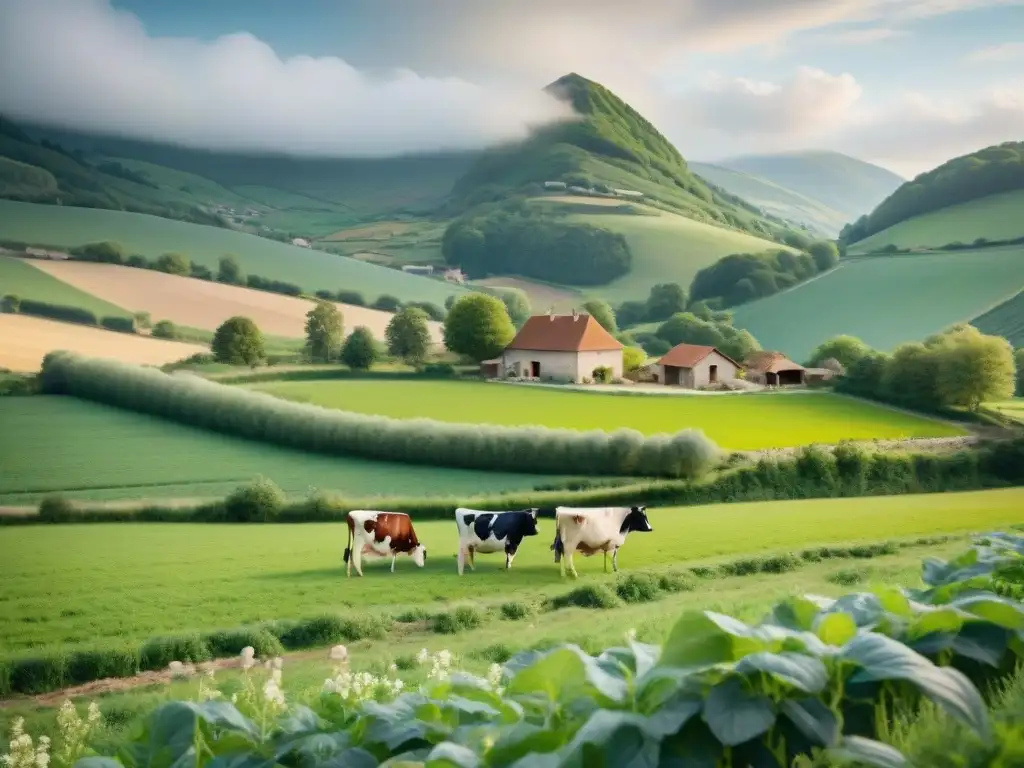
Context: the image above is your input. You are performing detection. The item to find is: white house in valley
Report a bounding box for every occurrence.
[489,311,623,382]
[657,343,742,388]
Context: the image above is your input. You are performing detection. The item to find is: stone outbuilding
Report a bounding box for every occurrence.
[657,343,742,388]
[496,311,623,382]
[744,351,806,387]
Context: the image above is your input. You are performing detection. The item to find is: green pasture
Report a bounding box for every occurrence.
[972,288,1024,347]
[989,399,1024,425]
[733,246,1024,361]
[549,203,793,304]
[248,380,963,449]
[0,397,568,504]
[0,201,465,305]
[850,189,1024,252]
[0,489,1019,654]
[0,256,129,318]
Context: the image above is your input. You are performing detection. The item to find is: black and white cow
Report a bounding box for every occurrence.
[454,507,540,575]
[551,506,653,578]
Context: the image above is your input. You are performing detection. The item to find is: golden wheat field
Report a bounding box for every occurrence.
[26,259,444,343]
[0,313,207,371]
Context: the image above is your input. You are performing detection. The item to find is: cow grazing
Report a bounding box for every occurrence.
[551,506,653,578]
[454,508,540,575]
[343,510,426,577]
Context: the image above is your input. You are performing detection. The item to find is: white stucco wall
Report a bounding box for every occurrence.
[501,349,623,382]
[577,349,623,380]
[661,350,740,388]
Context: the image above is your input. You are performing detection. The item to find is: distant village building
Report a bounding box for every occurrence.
[657,344,742,388]
[401,265,434,277]
[613,189,644,199]
[544,181,568,190]
[743,351,806,387]
[291,238,311,248]
[443,268,466,284]
[485,311,623,382]
[23,247,70,260]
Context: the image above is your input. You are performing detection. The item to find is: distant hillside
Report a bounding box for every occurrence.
[713,151,904,225]
[842,142,1024,246]
[690,161,849,237]
[448,73,797,243]
[972,288,1024,349]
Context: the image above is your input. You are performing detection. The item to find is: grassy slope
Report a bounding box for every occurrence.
[0,397,569,504]
[248,380,963,449]
[0,200,466,304]
[715,151,905,222]
[848,189,1024,252]
[0,256,129,317]
[534,200,797,303]
[1,490,1018,653]
[732,246,1024,361]
[972,288,1024,348]
[988,399,1024,424]
[690,161,849,237]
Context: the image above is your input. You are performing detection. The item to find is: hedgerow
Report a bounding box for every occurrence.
[37,352,720,478]
[15,300,99,326]
[15,532,1021,766]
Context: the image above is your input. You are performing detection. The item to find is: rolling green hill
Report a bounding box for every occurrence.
[0,200,466,305]
[712,151,904,225]
[842,142,1024,247]
[690,161,850,237]
[847,188,1024,253]
[0,256,130,318]
[972,288,1024,348]
[732,246,1024,361]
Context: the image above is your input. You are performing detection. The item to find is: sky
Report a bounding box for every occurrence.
[0,0,1022,176]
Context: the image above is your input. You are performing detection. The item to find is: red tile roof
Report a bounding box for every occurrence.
[505,314,623,352]
[659,343,742,369]
[744,351,805,373]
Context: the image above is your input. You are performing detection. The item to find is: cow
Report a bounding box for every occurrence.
[551,506,653,578]
[454,508,540,575]
[343,510,426,577]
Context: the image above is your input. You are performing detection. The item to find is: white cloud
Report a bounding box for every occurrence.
[808,27,910,45]
[683,68,863,137]
[965,42,1024,63]
[0,0,573,157]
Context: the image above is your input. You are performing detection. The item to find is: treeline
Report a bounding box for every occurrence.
[806,325,1018,412]
[841,141,1024,244]
[689,240,840,308]
[39,352,720,478]
[442,206,632,285]
[0,294,136,334]
[867,234,1024,255]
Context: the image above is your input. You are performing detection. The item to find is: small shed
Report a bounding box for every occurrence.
[479,358,502,379]
[657,344,742,388]
[744,351,806,387]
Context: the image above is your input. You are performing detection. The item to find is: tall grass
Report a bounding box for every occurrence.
[38,352,720,478]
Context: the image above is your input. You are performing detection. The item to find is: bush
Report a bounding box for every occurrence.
[421,362,456,378]
[615,573,660,603]
[100,316,136,334]
[66,647,139,685]
[340,326,378,370]
[203,627,283,658]
[500,601,533,621]
[591,365,613,384]
[10,655,66,694]
[223,478,285,522]
[74,241,125,265]
[17,299,98,326]
[548,585,619,610]
[38,494,74,522]
[431,606,485,634]
[212,316,265,366]
[1,294,19,313]
[154,252,190,276]
[336,290,366,307]
[151,320,179,339]
[372,294,402,312]
[37,352,721,479]
[139,634,211,671]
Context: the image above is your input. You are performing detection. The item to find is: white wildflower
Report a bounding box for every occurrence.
[624,628,637,644]
[486,663,503,689]
[240,647,256,670]
[415,648,429,664]
[388,663,398,673]
[262,678,285,708]
[329,645,348,662]
[86,703,101,726]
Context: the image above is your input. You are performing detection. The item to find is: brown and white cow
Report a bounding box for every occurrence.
[551,506,653,578]
[343,510,427,576]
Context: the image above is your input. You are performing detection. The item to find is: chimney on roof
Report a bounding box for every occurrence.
[572,307,579,321]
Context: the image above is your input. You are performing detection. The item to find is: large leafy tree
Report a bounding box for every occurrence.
[646,283,687,322]
[341,326,378,371]
[304,301,344,363]
[443,293,516,362]
[386,307,432,366]
[496,288,532,327]
[582,299,617,334]
[217,254,245,285]
[155,252,190,276]
[212,316,265,366]
[807,335,870,369]
[932,326,1016,410]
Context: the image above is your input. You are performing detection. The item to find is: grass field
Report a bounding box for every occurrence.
[316,219,448,267]
[247,380,963,449]
[972,288,1024,348]
[0,201,465,305]
[25,259,443,343]
[552,203,795,304]
[0,256,129,318]
[1,488,1019,654]
[989,399,1024,424]
[0,397,569,505]
[472,275,583,312]
[733,246,1024,361]
[0,315,206,373]
[849,189,1024,253]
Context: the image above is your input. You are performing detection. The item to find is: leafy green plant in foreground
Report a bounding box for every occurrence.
[17,532,1017,767]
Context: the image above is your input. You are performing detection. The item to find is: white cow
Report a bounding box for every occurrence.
[454,507,540,575]
[343,510,426,577]
[551,506,653,578]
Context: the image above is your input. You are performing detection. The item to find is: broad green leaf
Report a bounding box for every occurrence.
[140,702,205,763]
[660,612,754,668]
[635,668,704,714]
[506,647,587,701]
[701,677,776,747]
[275,706,322,736]
[735,652,828,693]
[425,742,481,768]
[952,631,1007,667]
[780,698,839,747]
[641,694,703,738]
[629,641,661,679]
[75,760,124,768]
[194,701,261,741]
[908,607,964,639]
[485,722,564,765]
[952,594,1024,629]
[827,736,907,767]
[768,596,822,631]
[273,732,351,763]
[872,587,912,618]
[827,593,885,627]
[299,749,377,768]
[558,710,660,768]
[815,613,857,647]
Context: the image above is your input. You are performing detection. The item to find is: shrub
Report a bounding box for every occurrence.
[100,316,136,334]
[139,634,211,671]
[38,495,74,522]
[372,294,402,312]
[66,647,139,685]
[154,252,190,276]
[828,568,869,586]
[151,320,178,339]
[1,294,19,313]
[203,627,283,658]
[548,585,619,610]
[591,365,613,384]
[431,606,485,634]
[474,644,516,663]
[500,601,533,621]
[10,655,66,694]
[421,362,456,378]
[336,290,366,307]
[340,326,378,370]
[615,572,660,603]
[74,241,125,264]
[37,352,720,479]
[657,570,696,593]
[212,316,265,366]
[276,614,390,648]
[223,478,285,522]
[17,300,98,326]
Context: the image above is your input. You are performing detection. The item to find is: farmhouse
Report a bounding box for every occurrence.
[744,351,806,387]
[657,344,742,388]
[490,311,623,382]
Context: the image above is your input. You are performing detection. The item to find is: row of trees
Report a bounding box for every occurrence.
[807,326,1018,412]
